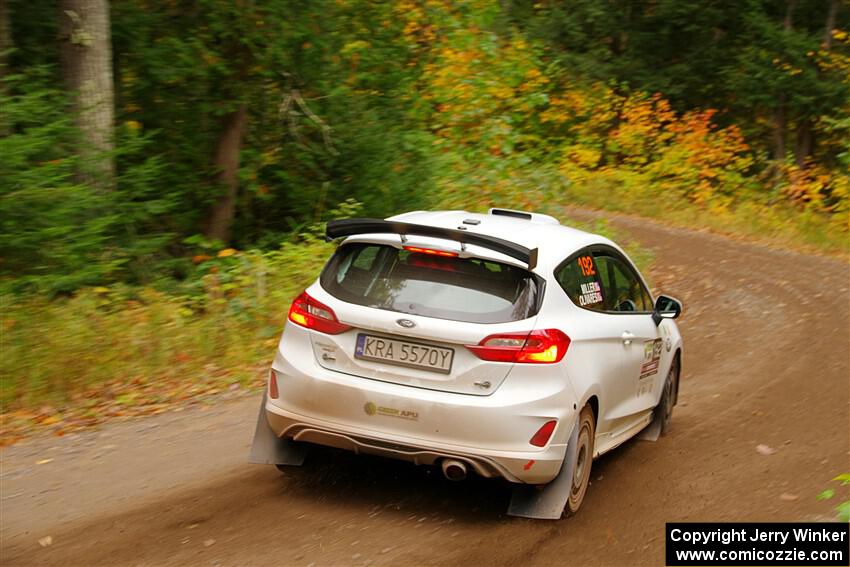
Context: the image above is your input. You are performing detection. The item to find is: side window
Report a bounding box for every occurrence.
[593,253,653,312]
[555,251,606,311]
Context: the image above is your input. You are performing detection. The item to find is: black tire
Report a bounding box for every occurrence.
[658,357,679,436]
[564,405,596,516]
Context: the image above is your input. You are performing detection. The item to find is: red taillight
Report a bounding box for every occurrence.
[465,329,570,364]
[403,245,458,258]
[268,368,279,399]
[288,291,351,335]
[530,420,557,447]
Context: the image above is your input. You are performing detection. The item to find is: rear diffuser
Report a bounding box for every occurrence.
[248,393,308,466]
[507,416,580,520]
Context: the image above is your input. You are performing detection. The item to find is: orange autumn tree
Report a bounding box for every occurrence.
[549,88,754,212]
[394,0,846,229]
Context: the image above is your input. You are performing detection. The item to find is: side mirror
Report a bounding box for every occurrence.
[652,294,682,326]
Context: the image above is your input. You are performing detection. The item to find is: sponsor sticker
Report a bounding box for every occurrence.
[363,401,419,421]
[640,338,663,380]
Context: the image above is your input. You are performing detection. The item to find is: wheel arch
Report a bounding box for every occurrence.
[672,347,682,405]
[586,395,599,427]
[576,383,602,429]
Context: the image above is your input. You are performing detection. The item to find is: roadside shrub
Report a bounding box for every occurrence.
[0,201,359,411]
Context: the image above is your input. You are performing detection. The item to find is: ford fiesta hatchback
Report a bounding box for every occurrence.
[250,208,683,519]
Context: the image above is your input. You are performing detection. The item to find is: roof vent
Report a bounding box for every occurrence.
[490,208,532,220]
[488,208,560,225]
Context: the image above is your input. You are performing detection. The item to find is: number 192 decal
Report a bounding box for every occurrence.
[578,255,596,277]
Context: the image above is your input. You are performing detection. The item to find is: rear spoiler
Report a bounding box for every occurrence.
[326,218,539,270]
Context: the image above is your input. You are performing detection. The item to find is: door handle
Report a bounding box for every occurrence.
[621,331,636,345]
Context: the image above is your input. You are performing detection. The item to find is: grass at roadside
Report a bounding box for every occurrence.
[0,234,335,444]
[560,175,849,258]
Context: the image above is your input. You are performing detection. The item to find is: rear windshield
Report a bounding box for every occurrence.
[320,243,541,324]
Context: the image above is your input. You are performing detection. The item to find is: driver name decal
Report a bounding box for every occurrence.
[578,281,603,306]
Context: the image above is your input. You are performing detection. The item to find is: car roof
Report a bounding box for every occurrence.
[385,209,618,271]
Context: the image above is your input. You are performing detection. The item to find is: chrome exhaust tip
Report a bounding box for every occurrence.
[441,459,468,481]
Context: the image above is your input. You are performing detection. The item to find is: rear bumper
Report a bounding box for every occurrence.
[265,403,567,483]
[265,322,578,484]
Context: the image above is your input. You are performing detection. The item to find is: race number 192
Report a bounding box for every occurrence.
[578,255,595,277]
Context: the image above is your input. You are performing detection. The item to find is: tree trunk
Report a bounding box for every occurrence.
[59,0,114,189]
[823,0,838,49]
[0,0,11,136]
[782,0,796,30]
[771,0,796,165]
[203,106,248,243]
[0,0,10,78]
[772,98,787,162]
[794,119,813,168]
[597,91,625,169]
[793,0,839,169]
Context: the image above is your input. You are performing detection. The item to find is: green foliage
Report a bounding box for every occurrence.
[109,0,435,248]
[0,67,107,290]
[3,0,847,296]
[511,0,850,220]
[0,67,171,294]
[511,0,849,135]
[818,474,850,522]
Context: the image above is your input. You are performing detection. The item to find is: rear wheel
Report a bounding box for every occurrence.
[564,405,595,516]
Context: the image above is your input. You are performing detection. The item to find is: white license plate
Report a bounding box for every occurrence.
[354,334,454,374]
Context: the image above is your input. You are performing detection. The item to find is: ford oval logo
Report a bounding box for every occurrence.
[396,318,416,328]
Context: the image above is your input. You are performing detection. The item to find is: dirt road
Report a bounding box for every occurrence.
[3,213,849,566]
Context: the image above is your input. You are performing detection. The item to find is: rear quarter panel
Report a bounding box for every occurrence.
[534,283,616,431]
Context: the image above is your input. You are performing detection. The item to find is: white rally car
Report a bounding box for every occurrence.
[250,209,683,519]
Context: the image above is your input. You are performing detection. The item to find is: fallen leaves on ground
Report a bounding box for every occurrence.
[755,444,777,456]
[0,366,268,447]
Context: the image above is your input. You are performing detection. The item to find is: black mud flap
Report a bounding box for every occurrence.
[248,393,308,466]
[637,408,663,442]
[641,358,679,442]
[507,416,580,520]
